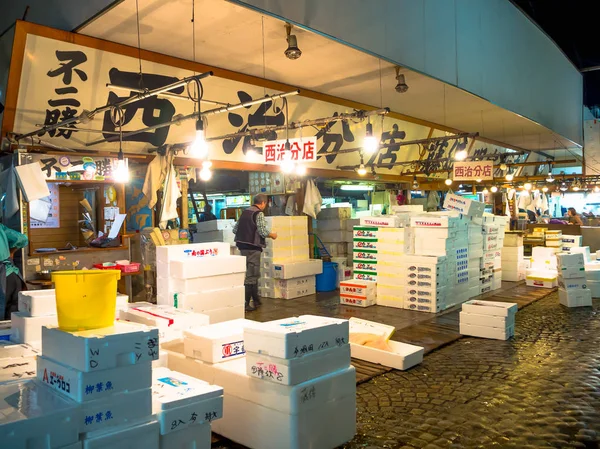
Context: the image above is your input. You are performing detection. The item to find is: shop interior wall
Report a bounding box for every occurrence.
[0,26,15,133]
[231,0,583,146]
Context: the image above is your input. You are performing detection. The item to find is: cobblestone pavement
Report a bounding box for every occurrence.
[345,294,600,449]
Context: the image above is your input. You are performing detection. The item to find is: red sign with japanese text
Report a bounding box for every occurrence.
[262,137,318,165]
[453,161,494,181]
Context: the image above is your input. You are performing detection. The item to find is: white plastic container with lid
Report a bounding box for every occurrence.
[17,289,56,317]
[82,418,159,449]
[0,379,81,449]
[183,319,259,363]
[152,367,223,435]
[244,315,349,359]
[37,355,152,403]
[245,344,350,386]
[42,322,159,372]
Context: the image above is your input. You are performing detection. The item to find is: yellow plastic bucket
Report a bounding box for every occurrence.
[52,270,121,331]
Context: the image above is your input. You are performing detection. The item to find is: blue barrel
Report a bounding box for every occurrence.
[316,262,338,292]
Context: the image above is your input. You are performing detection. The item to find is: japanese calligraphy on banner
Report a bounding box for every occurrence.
[453,161,494,181]
[262,137,317,164]
[10,33,514,173]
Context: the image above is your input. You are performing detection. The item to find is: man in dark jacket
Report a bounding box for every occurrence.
[233,194,277,311]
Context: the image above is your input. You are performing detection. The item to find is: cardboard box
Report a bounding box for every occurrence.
[17,290,56,317]
[353,271,378,282]
[558,288,593,307]
[272,260,323,279]
[36,355,152,403]
[244,315,349,359]
[460,322,514,340]
[340,280,376,297]
[266,235,308,248]
[443,194,485,218]
[184,319,259,363]
[270,284,316,300]
[375,295,404,308]
[42,322,159,372]
[353,260,378,272]
[350,340,423,370]
[10,312,57,349]
[340,296,376,307]
[82,419,159,449]
[0,379,82,449]
[159,422,211,449]
[245,344,350,385]
[352,226,378,239]
[152,367,223,435]
[359,215,400,228]
[404,301,443,313]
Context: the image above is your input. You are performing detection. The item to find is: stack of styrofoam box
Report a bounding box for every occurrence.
[460,300,517,340]
[339,279,376,307]
[481,221,504,294]
[0,340,38,382]
[157,242,245,323]
[11,290,58,350]
[344,219,360,267]
[0,378,82,449]
[375,226,407,309]
[119,302,209,344]
[152,367,223,449]
[218,315,355,449]
[557,252,592,307]
[502,234,527,282]
[561,234,583,252]
[260,217,317,300]
[399,255,448,313]
[269,259,323,299]
[526,246,559,288]
[352,223,379,284]
[545,230,563,248]
[36,322,160,447]
[192,219,235,246]
[316,208,351,260]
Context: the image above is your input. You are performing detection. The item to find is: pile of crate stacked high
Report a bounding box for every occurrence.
[259,216,322,299]
[191,219,236,246]
[156,243,246,323]
[526,246,559,288]
[502,234,527,282]
[556,252,592,307]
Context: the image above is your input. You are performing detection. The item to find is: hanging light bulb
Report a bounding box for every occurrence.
[559,183,568,192]
[482,187,489,194]
[411,176,419,190]
[245,148,259,161]
[505,171,514,181]
[500,163,507,171]
[594,185,600,193]
[444,178,453,186]
[113,153,129,183]
[199,160,212,181]
[573,183,580,191]
[356,164,367,176]
[189,119,209,159]
[523,182,532,191]
[454,149,468,161]
[546,173,554,183]
[295,164,307,176]
[476,178,482,183]
[363,122,379,154]
[280,141,296,173]
[542,186,549,193]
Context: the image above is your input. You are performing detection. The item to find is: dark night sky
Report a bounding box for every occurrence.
[511,0,600,112]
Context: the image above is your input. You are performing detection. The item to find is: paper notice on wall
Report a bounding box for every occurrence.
[108,213,127,239]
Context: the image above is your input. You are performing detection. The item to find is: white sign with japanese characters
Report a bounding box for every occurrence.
[262,137,317,164]
[453,161,494,181]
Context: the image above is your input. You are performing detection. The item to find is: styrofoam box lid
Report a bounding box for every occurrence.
[245,315,348,342]
[120,303,209,329]
[462,300,518,316]
[0,379,80,426]
[45,321,157,340]
[213,359,356,414]
[184,319,259,340]
[349,317,395,340]
[0,341,38,359]
[152,367,222,411]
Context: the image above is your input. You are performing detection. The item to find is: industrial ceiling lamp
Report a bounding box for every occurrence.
[363,121,379,154]
[113,108,129,183]
[444,178,453,186]
[190,118,209,159]
[411,175,419,190]
[505,170,514,181]
[499,163,507,171]
[482,187,489,194]
[356,164,367,176]
[546,172,554,183]
[559,182,568,192]
[199,160,212,181]
[542,186,549,193]
[490,185,498,193]
[394,66,408,93]
[284,23,302,60]
[572,180,580,191]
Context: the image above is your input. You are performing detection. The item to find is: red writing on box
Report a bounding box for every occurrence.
[263,137,317,164]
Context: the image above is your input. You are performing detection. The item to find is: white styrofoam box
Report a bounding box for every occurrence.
[119,304,209,342]
[340,296,375,307]
[443,194,485,218]
[586,269,600,281]
[270,276,316,289]
[350,340,423,370]
[352,226,378,240]
[159,421,211,449]
[17,289,56,317]
[10,312,57,348]
[481,223,499,234]
[353,249,378,262]
[115,294,129,317]
[460,322,514,340]
[562,235,583,246]
[316,219,346,231]
[413,227,456,240]
[558,265,586,279]
[272,260,323,279]
[546,239,563,248]
[353,271,378,282]
[557,252,585,268]
[37,353,151,402]
[0,341,38,359]
[212,387,355,449]
[317,207,352,220]
[204,305,245,324]
[375,295,405,308]
[404,300,443,313]
[42,322,159,372]
[266,284,316,300]
[184,319,258,363]
[558,288,593,307]
[156,242,231,266]
[530,247,558,270]
[0,356,36,382]
[266,235,308,248]
[246,344,350,386]
[585,279,600,297]
[152,367,223,435]
[340,280,376,297]
[58,442,83,449]
[359,215,400,228]
[192,229,235,245]
[502,246,524,259]
[353,260,378,272]
[175,285,244,313]
[502,270,526,282]
[558,277,588,290]
[468,247,484,259]
[245,315,349,359]
[391,205,424,213]
[158,272,245,300]
[482,235,500,251]
[462,299,517,317]
[349,319,399,343]
[170,255,246,279]
[82,419,159,449]
[459,311,512,328]
[526,274,557,289]
[402,254,446,265]
[194,219,234,232]
[0,379,81,449]
[353,239,379,251]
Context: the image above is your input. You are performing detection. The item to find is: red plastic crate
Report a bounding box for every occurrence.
[117,262,140,273]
